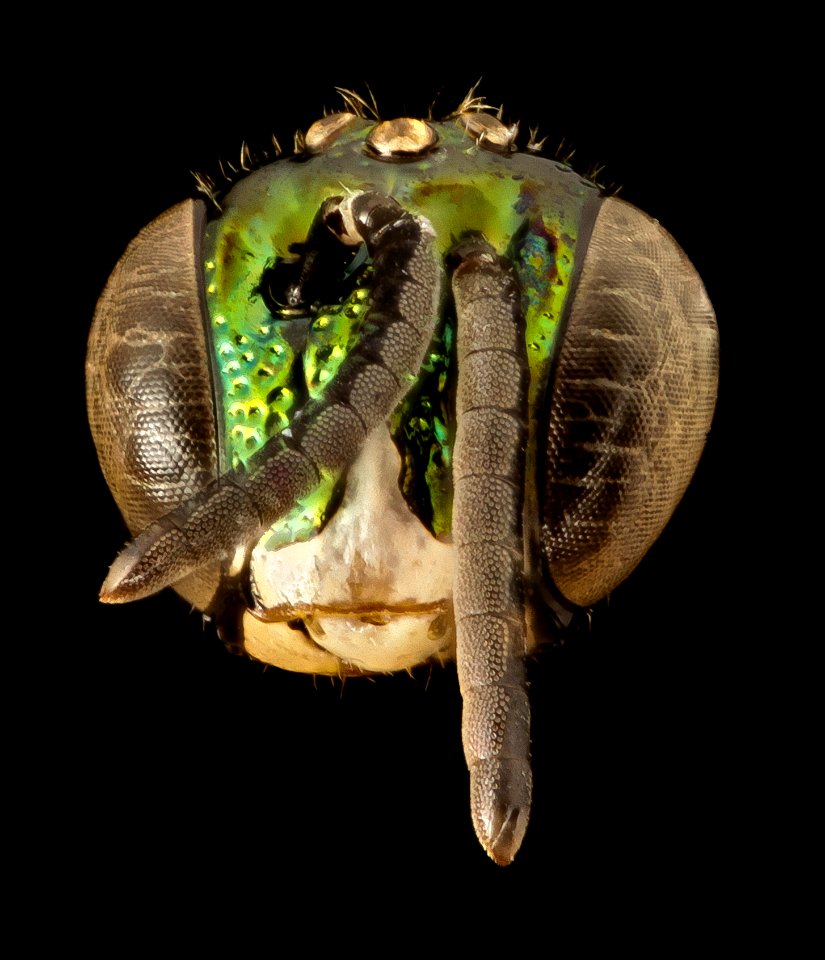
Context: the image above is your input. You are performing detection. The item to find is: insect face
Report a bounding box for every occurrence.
[87,102,718,864]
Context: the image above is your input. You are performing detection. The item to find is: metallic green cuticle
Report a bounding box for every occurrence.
[304,286,370,398]
[207,304,296,471]
[391,319,455,539]
[516,221,577,408]
[202,121,599,551]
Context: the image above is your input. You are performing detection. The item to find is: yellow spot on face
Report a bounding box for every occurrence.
[206,260,215,270]
[214,315,226,326]
[207,283,216,295]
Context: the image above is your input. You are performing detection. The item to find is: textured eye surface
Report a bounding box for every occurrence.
[86,201,222,609]
[542,197,718,606]
[82,83,722,872]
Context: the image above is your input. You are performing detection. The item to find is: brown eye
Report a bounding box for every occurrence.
[541,196,718,608]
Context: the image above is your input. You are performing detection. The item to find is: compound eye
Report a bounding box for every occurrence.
[86,199,222,610]
[541,197,719,607]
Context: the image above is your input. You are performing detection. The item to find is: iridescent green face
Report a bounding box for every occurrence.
[204,116,600,549]
[88,101,717,866]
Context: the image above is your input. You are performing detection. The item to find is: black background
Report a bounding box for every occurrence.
[53,43,745,924]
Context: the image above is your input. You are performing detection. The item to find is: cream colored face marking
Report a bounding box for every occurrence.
[247,427,455,674]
